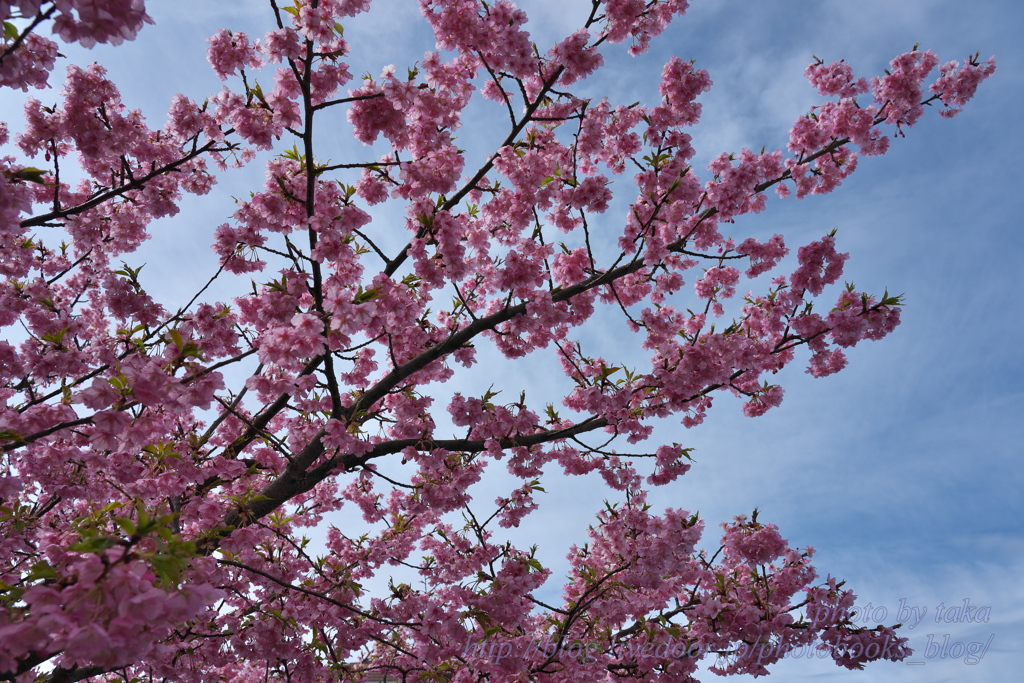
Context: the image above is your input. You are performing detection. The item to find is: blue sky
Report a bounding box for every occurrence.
[3,0,1021,680]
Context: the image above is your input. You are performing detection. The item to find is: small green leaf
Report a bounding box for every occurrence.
[112,263,144,287]
[481,385,500,408]
[41,328,69,346]
[112,516,138,536]
[100,501,126,514]
[12,167,47,184]
[69,536,118,553]
[0,429,24,444]
[279,144,302,161]
[353,285,381,304]
[28,561,59,582]
[880,289,904,307]
[3,21,19,41]
[167,328,184,350]
[150,554,186,585]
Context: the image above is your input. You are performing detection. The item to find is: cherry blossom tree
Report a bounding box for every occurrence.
[0,1,995,681]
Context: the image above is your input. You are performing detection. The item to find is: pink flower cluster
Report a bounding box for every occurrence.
[0,550,220,673]
[601,0,691,55]
[930,54,998,118]
[43,0,151,48]
[0,32,58,90]
[0,0,151,90]
[207,29,263,80]
[872,50,940,127]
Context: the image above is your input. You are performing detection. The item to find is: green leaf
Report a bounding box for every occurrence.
[0,429,24,444]
[265,274,289,293]
[150,554,187,585]
[69,536,118,553]
[0,584,25,604]
[481,385,501,409]
[100,501,126,514]
[879,289,904,307]
[112,516,138,536]
[114,262,145,280]
[279,144,302,161]
[28,561,59,582]
[3,21,19,41]
[167,328,184,349]
[41,328,69,346]
[12,167,47,184]
[353,285,381,304]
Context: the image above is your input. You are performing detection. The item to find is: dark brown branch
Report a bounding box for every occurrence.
[21,138,229,229]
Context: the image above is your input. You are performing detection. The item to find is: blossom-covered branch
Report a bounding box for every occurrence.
[0,0,994,680]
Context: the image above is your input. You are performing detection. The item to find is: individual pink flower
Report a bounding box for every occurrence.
[805,59,869,98]
[548,29,603,85]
